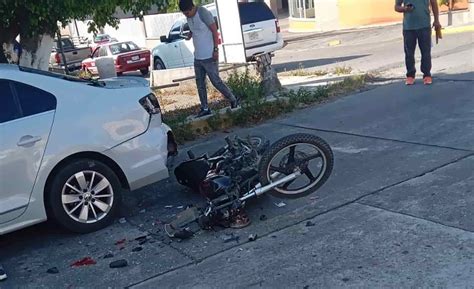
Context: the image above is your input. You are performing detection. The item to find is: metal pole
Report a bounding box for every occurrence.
[56,30,69,75]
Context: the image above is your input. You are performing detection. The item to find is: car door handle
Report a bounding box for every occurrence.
[17,135,42,147]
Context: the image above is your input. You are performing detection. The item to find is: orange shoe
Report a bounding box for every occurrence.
[405,77,415,85]
[423,76,433,85]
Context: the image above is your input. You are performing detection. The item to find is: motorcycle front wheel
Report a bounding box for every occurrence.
[258,133,334,199]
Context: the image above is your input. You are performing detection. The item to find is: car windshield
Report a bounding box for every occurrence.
[18,66,105,87]
[109,42,140,55]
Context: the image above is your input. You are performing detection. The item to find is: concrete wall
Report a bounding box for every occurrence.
[69,12,182,50]
[338,0,402,28]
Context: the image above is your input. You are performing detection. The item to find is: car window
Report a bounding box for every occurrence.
[183,23,190,33]
[0,80,21,124]
[170,21,182,35]
[109,42,139,55]
[238,2,276,25]
[169,21,183,42]
[12,81,57,117]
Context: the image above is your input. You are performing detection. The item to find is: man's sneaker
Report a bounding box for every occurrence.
[423,76,433,85]
[0,265,7,281]
[196,109,212,118]
[230,100,241,110]
[405,77,415,85]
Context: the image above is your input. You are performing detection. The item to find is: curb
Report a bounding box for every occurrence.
[435,24,474,35]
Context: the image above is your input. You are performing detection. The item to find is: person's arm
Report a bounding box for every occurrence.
[209,23,220,60]
[430,0,442,29]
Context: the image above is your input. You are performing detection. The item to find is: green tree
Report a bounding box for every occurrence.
[0,0,169,67]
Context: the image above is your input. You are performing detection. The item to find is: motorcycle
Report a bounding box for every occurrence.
[165,133,334,238]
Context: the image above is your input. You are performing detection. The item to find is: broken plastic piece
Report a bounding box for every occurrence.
[275,202,287,208]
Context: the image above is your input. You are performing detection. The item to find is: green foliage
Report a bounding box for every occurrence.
[0,0,169,40]
[226,69,264,102]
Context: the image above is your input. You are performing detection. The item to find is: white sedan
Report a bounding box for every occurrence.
[0,64,177,235]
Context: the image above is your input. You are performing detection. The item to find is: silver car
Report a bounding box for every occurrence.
[0,65,177,235]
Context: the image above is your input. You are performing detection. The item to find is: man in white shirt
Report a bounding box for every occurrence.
[179,0,239,118]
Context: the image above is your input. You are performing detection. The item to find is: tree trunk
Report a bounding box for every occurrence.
[255,53,281,96]
[19,33,54,70]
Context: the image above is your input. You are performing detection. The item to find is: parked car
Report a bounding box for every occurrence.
[152,2,284,70]
[0,64,177,235]
[93,34,118,45]
[49,37,92,72]
[82,41,151,76]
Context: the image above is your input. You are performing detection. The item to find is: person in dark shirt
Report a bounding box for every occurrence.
[395,0,441,85]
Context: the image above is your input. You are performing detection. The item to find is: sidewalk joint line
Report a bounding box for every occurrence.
[356,202,474,234]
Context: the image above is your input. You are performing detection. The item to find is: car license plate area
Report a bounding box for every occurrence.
[126,57,145,64]
[247,31,262,42]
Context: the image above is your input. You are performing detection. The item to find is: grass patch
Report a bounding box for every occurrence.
[163,72,367,144]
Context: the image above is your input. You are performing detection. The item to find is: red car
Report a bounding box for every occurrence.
[82,41,151,76]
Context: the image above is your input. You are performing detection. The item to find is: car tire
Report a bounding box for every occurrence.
[117,72,123,76]
[46,159,122,233]
[154,57,166,70]
[140,68,149,76]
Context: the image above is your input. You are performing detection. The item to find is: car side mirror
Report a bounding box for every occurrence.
[160,35,168,43]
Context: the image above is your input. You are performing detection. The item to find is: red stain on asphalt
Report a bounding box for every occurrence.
[115,239,126,245]
[71,257,97,267]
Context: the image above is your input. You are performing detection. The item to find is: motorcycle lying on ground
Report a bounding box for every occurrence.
[165,133,334,239]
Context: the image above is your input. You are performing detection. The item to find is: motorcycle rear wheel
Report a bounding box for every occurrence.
[258,133,334,199]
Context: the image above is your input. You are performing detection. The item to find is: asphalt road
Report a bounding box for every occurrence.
[0,27,473,289]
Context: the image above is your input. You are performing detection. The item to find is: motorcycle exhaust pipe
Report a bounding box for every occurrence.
[239,172,301,202]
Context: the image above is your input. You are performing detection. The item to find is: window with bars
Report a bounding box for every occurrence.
[289,0,315,18]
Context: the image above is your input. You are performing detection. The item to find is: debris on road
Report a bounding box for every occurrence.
[118,218,127,224]
[259,215,267,221]
[139,209,146,214]
[165,205,174,209]
[132,247,143,252]
[173,228,194,240]
[103,253,114,259]
[109,260,128,269]
[248,234,258,242]
[275,202,287,208]
[135,235,149,245]
[306,221,316,227]
[0,264,7,281]
[71,257,96,267]
[46,267,59,274]
[177,206,184,209]
[222,233,240,243]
